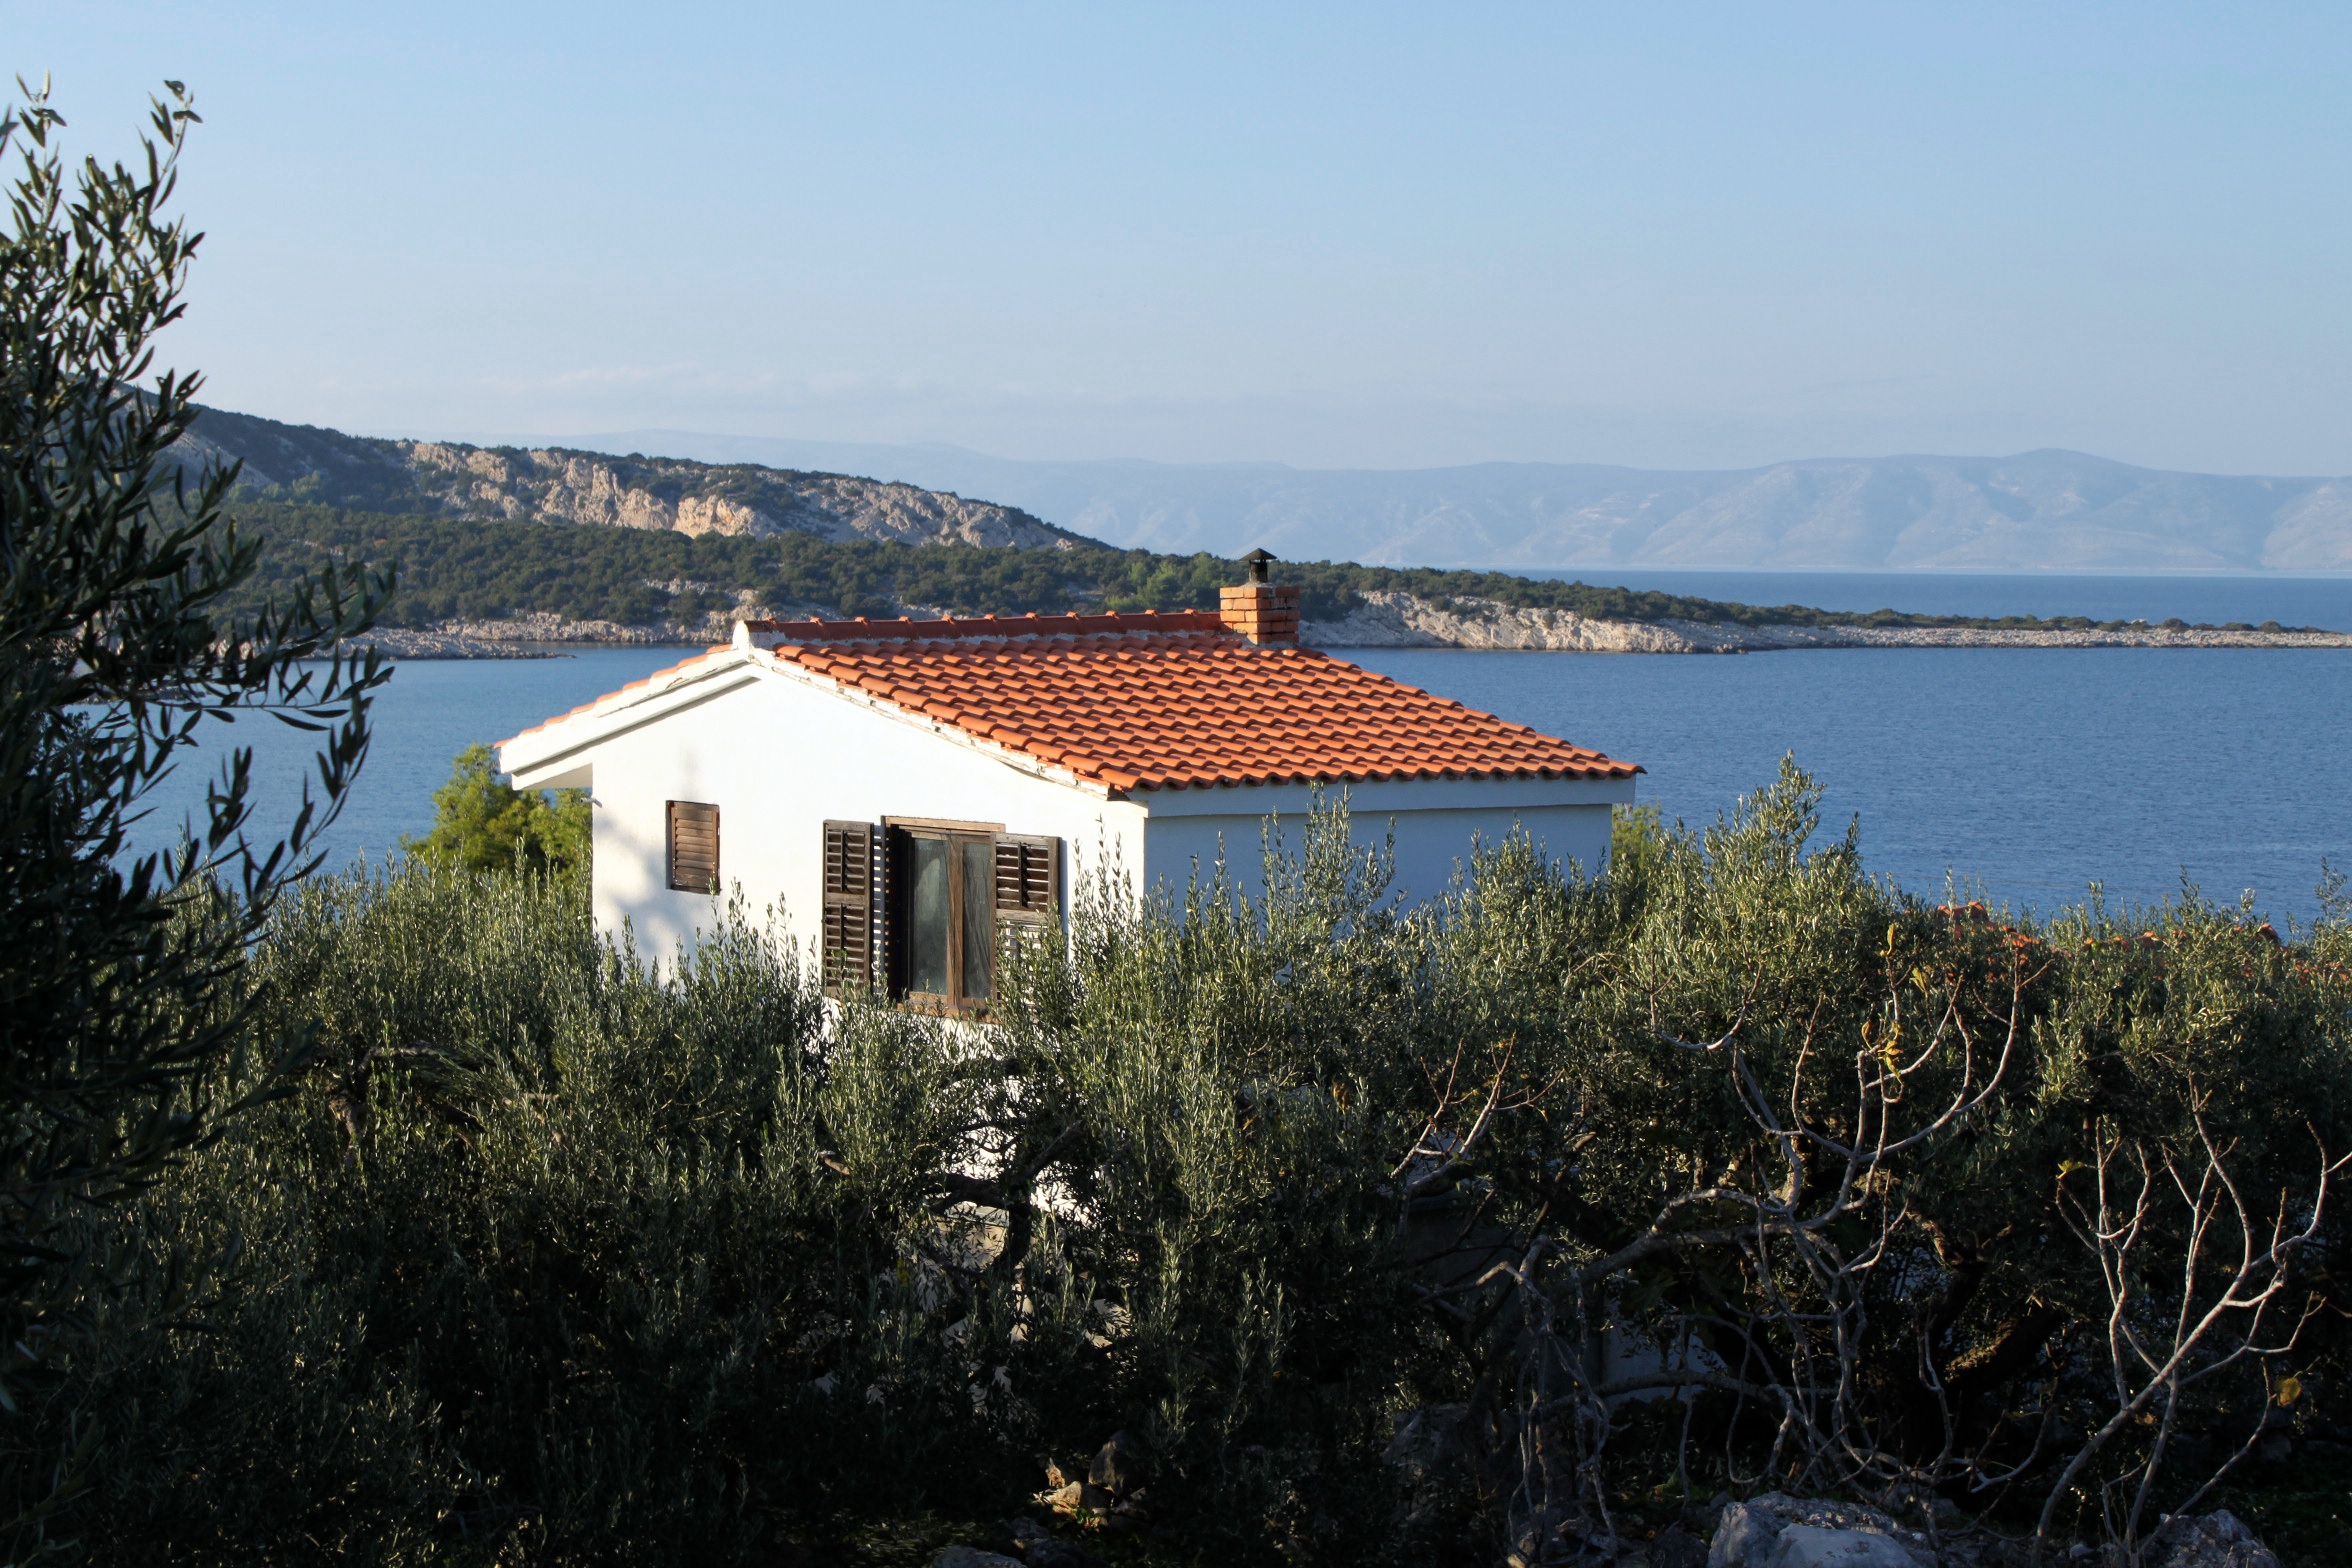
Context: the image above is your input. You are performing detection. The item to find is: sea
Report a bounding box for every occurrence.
[129,571,2352,926]
[1521,568,2352,629]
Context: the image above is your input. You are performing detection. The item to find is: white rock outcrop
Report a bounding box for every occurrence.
[387,441,1067,547]
[1299,590,1723,651]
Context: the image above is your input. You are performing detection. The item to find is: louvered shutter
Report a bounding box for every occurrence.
[881,826,905,997]
[667,801,720,892]
[993,834,1061,932]
[821,821,880,994]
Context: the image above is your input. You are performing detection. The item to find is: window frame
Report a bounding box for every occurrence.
[819,817,1062,1012]
[666,800,720,893]
[885,819,1001,1015]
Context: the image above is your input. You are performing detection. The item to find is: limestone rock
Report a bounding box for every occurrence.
[1763,1524,1931,1567]
[2147,1511,2280,1568]
[396,441,1071,547]
[1087,1430,1144,1497]
[1709,1495,1933,1568]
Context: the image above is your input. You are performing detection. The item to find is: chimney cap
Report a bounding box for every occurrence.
[1242,547,1277,584]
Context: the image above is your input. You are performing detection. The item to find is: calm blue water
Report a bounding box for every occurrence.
[129,587,2352,924]
[1348,646,2352,924]
[138,648,688,875]
[1525,569,2352,630]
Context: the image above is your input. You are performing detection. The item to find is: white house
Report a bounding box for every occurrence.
[497,568,1639,1006]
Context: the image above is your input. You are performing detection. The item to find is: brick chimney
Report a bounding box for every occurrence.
[1219,548,1300,646]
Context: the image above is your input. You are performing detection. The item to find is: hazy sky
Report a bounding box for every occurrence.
[8,3,2351,473]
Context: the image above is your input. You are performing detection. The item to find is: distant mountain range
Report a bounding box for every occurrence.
[467,430,2352,574]
[189,406,2352,572]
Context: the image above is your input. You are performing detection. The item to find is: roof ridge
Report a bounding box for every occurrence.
[743,609,1234,644]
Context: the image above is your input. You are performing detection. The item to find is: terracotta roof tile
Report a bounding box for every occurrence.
[742,613,1637,791]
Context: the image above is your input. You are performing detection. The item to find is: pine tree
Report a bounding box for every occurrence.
[404,742,589,874]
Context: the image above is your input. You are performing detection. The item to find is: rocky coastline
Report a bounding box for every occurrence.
[348,592,2352,659]
[1297,589,2352,652]
[351,612,722,659]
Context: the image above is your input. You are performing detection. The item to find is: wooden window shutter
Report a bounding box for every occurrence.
[822,820,880,994]
[667,801,719,893]
[993,834,1061,930]
[881,826,905,998]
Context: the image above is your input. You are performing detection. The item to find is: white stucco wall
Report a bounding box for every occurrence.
[1135,775,1627,908]
[504,654,1636,961]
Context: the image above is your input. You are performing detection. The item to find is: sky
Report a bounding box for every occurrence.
[7,2,2352,474]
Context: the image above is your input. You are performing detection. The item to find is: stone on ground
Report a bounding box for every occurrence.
[2148,1511,2281,1568]
[1088,1430,1144,1497]
[1763,1524,1933,1567]
[1709,1494,1934,1568]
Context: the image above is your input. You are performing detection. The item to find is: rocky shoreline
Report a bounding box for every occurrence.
[348,592,2352,659]
[1298,589,2352,652]
[352,613,718,659]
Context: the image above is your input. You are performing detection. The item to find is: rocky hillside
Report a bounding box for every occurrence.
[175,406,1077,550]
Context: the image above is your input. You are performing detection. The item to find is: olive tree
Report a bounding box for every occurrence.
[0,78,390,1546]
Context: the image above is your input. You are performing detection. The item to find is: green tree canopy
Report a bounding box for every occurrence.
[404,743,588,875]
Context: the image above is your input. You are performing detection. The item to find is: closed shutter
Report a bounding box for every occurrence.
[667,801,719,892]
[822,820,879,994]
[993,834,1061,930]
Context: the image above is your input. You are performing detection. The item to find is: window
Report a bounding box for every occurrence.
[820,818,1060,1010]
[667,801,719,892]
[901,830,997,1008]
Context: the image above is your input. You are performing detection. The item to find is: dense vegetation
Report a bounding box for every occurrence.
[221,501,2315,636]
[34,777,2349,1565]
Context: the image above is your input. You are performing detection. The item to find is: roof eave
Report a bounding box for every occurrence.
[1128,763,1638,791]
[497,648,756,781]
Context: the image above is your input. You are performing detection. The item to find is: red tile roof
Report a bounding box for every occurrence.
[744,613,1637,793]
